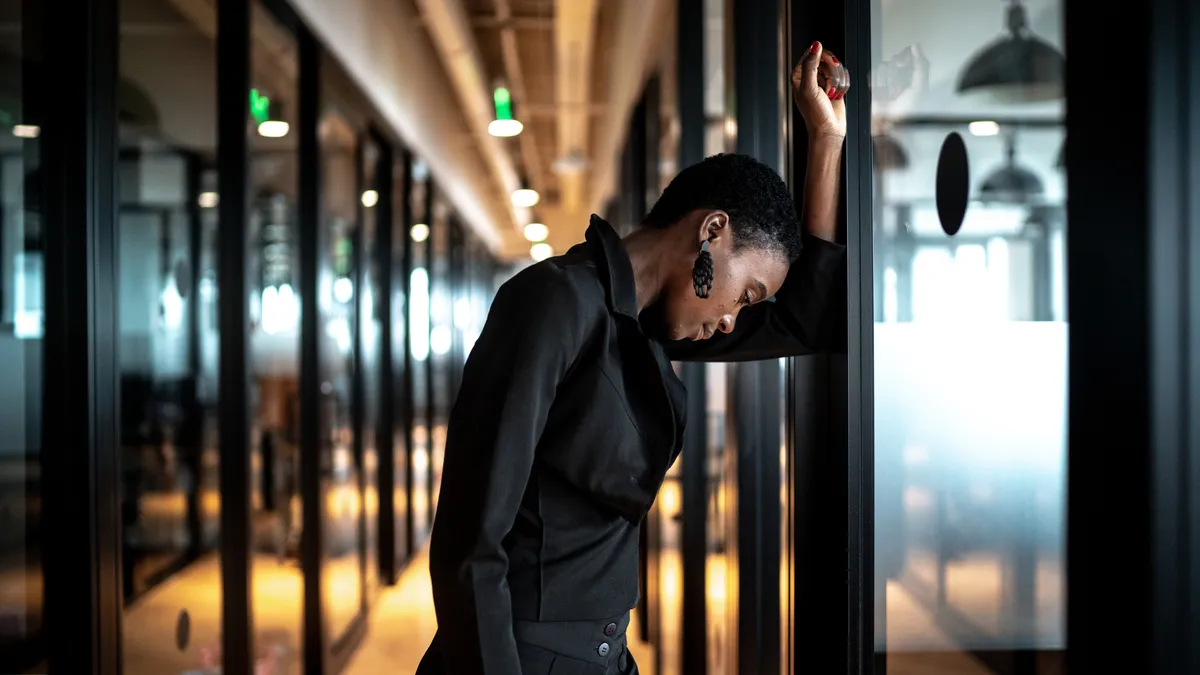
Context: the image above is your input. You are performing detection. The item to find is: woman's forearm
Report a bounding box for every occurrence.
[802,134,845,242]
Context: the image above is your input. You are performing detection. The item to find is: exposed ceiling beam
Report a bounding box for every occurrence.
[554,0,600,215]
[286,0,510,252]
[415,0,530,236]
[521,103,609,117]
[494,0,547,200]
[415,14,555,29]
[588,0,671,219]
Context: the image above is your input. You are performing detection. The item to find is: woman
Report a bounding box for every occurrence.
[417,42,850,675]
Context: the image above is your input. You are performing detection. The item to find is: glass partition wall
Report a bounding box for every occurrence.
[115,0,225,671]
[869,1,1067,672]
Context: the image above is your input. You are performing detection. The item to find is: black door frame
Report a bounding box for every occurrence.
[729,2,788,672]
[785,0,1200,673]
[675,2,709,674]
[1065,0,1200,672]
[41,0,124,672]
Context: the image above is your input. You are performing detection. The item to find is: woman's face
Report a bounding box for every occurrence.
[656,213,790,342]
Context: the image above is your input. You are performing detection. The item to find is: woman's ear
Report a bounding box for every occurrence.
[698,210,730,247]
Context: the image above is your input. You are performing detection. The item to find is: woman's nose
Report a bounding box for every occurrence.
[718,314,736,333]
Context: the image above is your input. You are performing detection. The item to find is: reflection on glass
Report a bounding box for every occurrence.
[360,138,381,598]
[318,104,363,642]
[408,166,431,544]
[391,157,410,566]
[0,2,45,671]
[249,3,303,672]
[117,0,222,671]
[428,197,450,512]
[705,363,735,674]
[871,0,1066,672]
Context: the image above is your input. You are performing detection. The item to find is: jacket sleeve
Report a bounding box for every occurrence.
[426,263,594,675]
[664,233,848,363]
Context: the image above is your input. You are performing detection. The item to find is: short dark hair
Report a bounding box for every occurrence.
[643,153,802,262]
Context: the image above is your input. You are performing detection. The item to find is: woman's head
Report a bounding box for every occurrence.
[638,153,802,342]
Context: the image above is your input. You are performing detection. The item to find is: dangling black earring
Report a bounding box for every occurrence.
[692,240,714,298]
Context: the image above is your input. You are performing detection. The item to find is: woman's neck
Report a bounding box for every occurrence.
[621,227,672,313]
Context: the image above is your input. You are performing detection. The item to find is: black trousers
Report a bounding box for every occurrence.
[416,612,639,675]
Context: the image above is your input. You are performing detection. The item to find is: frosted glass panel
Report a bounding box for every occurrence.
[870,0,1067,671]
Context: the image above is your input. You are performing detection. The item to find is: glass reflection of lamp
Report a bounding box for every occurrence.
[873,134,910,171]
[956,0,1065,102]
[261,195,298,334]
[979,135,1044,205]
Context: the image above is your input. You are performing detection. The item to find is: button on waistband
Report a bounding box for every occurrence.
[597,642,610,657]
[604,622,617,637]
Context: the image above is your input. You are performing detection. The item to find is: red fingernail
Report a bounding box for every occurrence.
[827,87,836,97]
[830,55,839,64]
[810,41,820,54]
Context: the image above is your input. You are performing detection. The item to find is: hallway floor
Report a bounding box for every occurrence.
[345,549,657,675]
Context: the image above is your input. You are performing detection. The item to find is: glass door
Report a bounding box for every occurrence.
[869,0,1067,672]
[317,96,364,651]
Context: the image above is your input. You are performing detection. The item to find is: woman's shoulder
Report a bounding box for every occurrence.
[494,252,608,323]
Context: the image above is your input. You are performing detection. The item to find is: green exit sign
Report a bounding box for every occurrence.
[250,89,270,125]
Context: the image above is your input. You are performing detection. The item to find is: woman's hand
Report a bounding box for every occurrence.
[792,41,849,140]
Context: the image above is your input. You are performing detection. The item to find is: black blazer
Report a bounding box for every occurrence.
[423,215,845,674]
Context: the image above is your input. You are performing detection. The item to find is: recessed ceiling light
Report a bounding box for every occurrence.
[523,222,548,242]
[530,242,553,261]
[258,120,290,138]
[488,119,524,137]
[968,120,1001,136]
[511,188,539,208]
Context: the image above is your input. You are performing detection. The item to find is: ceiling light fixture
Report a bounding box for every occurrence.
[361,189,379,208]
[523,222,548,242]
[968,120,1001,137]
[251,89,290,138]
[488,85,524,138]
[530,242,553,262]
[512,187,540,208]
[957,0,1065,102]
[411,223,430,242]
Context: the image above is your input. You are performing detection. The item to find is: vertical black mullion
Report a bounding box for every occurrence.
[626,96,647,235]
[447,220,460,403]
[843,0,874,664]
[626,86,650,644]
[216,0,253,672]
[401,150,416,557]
[1063,0,1152,668]
[376,137,397,584]
[297,22,326,675]
[185,155,204,557]
[42,0,122,671]
[1149,0,1196,673]
[788,0,872,670]
[423,180,435,527]
[351,136,368,614]
[677,1,707,671]
[641,74,663,671]
[1189,4,1200,669]
[731,1,785,672]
